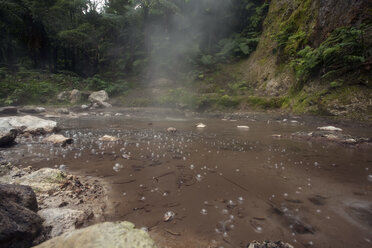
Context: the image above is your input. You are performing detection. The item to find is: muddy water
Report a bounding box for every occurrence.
[3,111,372,248]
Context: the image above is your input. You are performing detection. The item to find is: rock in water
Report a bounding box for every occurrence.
[237,125,250,129]
[317,126,343,132]
[20,106,46,114]
[88,90,109,103]
[56,108,69,115]
[42,134,73,146]
[163,211,175,222]
[99,135,120,142]
[0,106,18,115]
[34,221,158,248]
[0,184,43,248]
[96,101,112,108]
[0,115,57,133]
[167,127,177,133]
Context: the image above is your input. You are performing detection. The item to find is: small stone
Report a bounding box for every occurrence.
[99,135,119,142]
[167,127,177,133]
[163,211,175,222]
[317,126,342,132]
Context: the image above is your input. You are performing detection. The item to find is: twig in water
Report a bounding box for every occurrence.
[165,229,181,236]
[220,175,250,193]
[153,171,175,182]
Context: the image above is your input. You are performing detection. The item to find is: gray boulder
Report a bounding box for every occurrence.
[0,184,43,248]
[20,106,46,114]
[69,89,81,104]
[0,119,18,146]
[42,134,73,146]
[81,104,89,110]
[0,115,57,134]
[96,101,112,108]
[0,106,18,115]
[56,108,69,115]
[57,91,69,101]
[88,90,109,103]
[38,208,86,238]
[0,184,38,212]
[0,129,17,147]
[34,221,158,248]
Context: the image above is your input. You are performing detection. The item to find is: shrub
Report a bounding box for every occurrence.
[291,26,368,81]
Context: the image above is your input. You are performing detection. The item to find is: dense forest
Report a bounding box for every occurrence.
[0,0,267,76]
[0,0,371,118]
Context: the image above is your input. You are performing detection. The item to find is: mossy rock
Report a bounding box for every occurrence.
[34,221,158,248]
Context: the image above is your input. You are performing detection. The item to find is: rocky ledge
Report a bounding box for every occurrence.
[0,163,108,247]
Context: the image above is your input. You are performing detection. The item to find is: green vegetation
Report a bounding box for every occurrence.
[0,0,371,119]
[274,0,317,59]
[0,68,133,106]
[291,26,369,81]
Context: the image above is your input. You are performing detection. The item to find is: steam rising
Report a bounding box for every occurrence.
[142,0,235,81]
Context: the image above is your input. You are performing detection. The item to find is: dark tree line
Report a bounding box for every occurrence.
[0,0,269,78]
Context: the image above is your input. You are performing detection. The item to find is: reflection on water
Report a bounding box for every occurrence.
[2,113,372,248]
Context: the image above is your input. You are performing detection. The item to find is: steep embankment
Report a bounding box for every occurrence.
[237,0,372,119]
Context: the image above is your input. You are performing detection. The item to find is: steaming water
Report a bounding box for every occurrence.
[2,111,372,248]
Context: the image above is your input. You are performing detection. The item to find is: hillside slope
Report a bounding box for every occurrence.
[236,0,372,119]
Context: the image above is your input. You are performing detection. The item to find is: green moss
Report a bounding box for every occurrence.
[275,0,317,59]
[244,96,285,109]
[217,95,241,108]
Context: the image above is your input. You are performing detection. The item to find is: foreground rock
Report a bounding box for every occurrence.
[0,166,107,241]
[0,184,43,248]
[292,130,371,145]
[34,221,158,248]
[0,129,17,147]
[0,115,57,134]
[248,241,294,248]
[38,208,86,238]
[42,134,73,146]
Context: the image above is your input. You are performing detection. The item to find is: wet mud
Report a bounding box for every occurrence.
[1,110,372,247]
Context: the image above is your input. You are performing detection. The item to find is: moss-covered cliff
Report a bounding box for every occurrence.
[234,0,372,119]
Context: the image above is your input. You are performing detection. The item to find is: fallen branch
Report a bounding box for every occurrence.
[111,179,136,184]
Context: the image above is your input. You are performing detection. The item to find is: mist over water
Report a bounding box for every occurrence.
[141,0,235,81]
